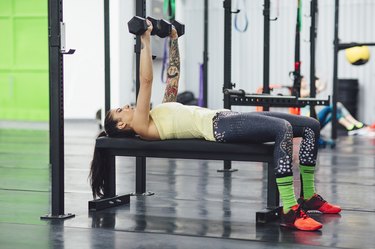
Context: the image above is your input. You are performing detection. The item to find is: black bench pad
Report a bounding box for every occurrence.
[96,137,275,162]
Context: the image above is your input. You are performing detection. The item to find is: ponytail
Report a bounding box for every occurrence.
[89,131,107,199]
[89,111,137,199]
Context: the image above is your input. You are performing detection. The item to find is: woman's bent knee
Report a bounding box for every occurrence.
[305,116,320,132]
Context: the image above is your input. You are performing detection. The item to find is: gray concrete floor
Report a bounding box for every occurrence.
[0,120,374,249]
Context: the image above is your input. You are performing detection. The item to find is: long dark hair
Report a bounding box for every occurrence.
[89,111,136,199]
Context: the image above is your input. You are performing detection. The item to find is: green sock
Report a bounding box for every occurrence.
[299,165,316,199]
[347,124,355,131]
[355,122,364,128]
[276,176,297,213]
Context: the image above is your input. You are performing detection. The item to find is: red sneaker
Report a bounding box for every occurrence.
[302,194,341,214]
[280,204,323,231]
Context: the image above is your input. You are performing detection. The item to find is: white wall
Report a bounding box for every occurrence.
[110,0,136,110]
[63,0,104,119]
[63,0,184,119]
[63,0,375,123]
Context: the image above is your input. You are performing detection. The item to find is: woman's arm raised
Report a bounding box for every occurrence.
[162,28,180,103]
[132,21,153,135]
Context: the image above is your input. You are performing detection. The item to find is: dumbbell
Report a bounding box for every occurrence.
[128,16,171,38]
[128,16,185,37]
[127,16,149,36]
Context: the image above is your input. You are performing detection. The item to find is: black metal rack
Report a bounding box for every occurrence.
[224,90,330,108]
[104,0,111,114]
[222,0,329,110]
[42,0,75,220]
[309,0,318,117]
[220,0,329,171]
[202,0,209,107]
[332,0,375,139]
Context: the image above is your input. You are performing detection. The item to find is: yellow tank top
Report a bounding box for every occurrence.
[150,102,225,141]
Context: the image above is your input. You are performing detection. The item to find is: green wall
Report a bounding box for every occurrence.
[0,0,48,121]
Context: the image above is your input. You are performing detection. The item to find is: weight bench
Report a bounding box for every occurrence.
[88,137,281,224]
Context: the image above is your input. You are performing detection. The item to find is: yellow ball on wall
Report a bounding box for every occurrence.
[345,46,371,65]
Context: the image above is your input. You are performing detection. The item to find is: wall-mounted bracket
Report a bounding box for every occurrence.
[60,22,76,54]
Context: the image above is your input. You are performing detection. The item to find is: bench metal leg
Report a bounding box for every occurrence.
[267,161,279,208]
[256,161,281,224]
[217,160,238,172]
[103,154,116,198]
[133,157,154,196]
[135,156,146,194]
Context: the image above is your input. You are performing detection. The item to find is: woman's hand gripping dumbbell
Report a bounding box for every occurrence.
[128,16,185,38]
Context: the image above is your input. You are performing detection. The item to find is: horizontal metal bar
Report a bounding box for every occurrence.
[40,213,75,220]
[229,95,330,107]
[224,89,297,99]
[338,42,375,50]
[108,149,274,163]
[242,94,297,99]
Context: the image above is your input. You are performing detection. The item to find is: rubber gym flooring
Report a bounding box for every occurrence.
[0,120,374,249]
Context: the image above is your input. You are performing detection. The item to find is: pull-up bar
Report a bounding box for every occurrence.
[338,42,375,50]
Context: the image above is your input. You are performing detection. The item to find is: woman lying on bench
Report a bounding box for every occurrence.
[90,20,341,231]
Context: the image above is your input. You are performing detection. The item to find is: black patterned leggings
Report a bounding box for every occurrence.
[213,111,320,178]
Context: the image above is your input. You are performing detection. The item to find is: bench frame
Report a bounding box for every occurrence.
[88,142,281,224]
